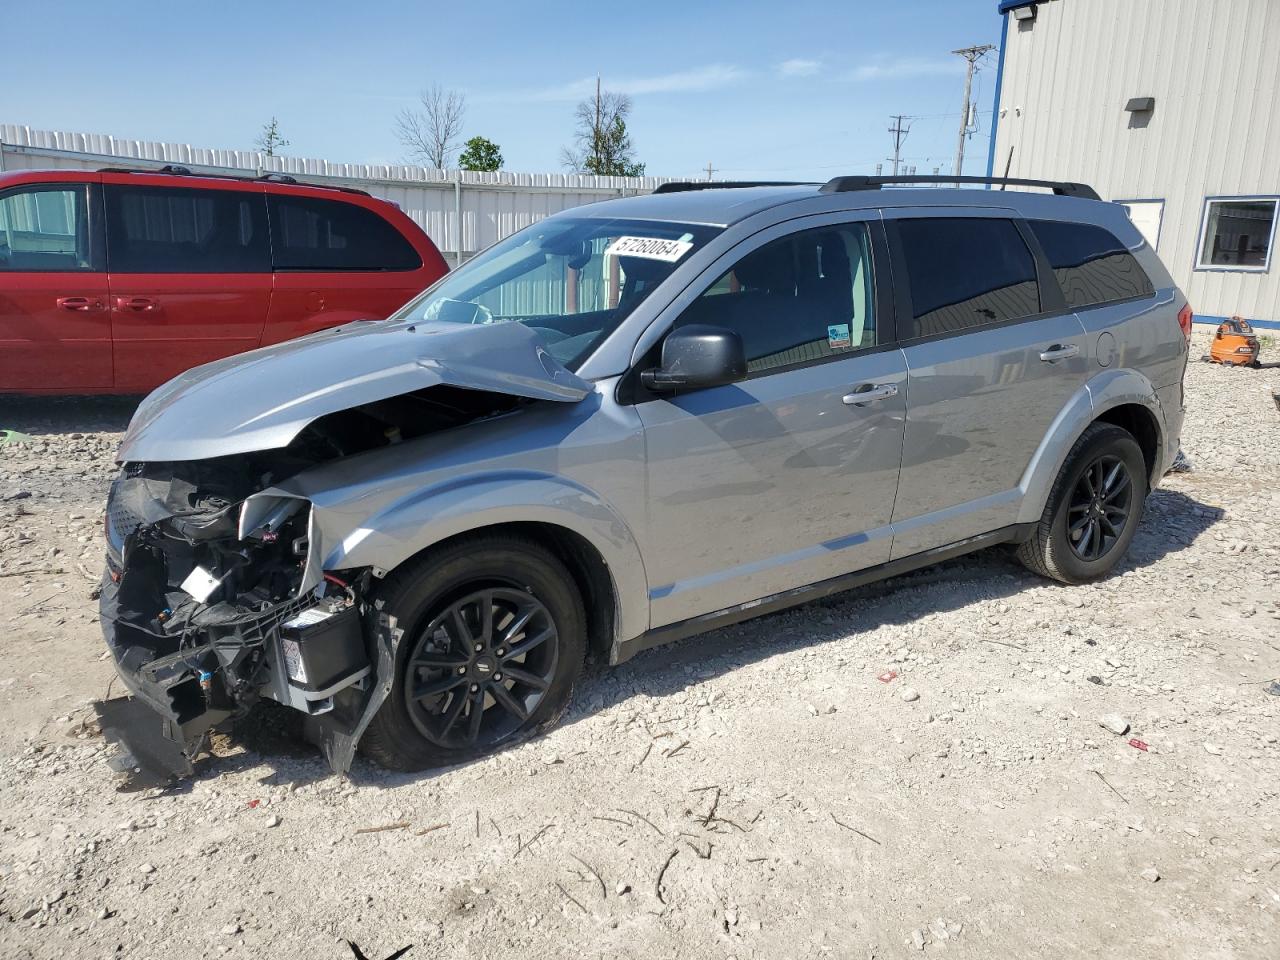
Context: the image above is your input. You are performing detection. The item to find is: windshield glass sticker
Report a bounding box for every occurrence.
[604,236,694,263]
[828,323,852,349]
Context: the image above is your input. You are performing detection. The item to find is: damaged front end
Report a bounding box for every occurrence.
[97,453,392,781]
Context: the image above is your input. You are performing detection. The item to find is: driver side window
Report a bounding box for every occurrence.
[676,222,876,373]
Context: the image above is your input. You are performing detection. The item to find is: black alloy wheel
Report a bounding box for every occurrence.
[403,587,559,750]
[1064,454,1133,562]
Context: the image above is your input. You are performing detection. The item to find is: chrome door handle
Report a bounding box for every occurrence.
[843,382,899,406]
[1039,343,1080,362]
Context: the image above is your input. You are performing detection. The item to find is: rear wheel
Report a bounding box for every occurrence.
[360,535,586,771]
[1017,423,1147,584]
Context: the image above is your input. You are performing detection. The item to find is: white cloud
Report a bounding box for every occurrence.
[847,57,966,81]
[489,64,748,103]
[776,58,822,78]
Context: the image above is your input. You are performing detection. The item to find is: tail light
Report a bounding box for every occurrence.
[1177,303,1193,341]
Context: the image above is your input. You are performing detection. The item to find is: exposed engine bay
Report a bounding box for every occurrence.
[96,385,527,781]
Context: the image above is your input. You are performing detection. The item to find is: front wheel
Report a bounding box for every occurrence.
[1017,422,1148,584]
[360,535,586,771]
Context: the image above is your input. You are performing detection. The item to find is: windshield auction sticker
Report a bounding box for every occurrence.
[604,236,694,263]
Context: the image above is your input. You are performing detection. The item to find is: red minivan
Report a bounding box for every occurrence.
[0,166,449,393]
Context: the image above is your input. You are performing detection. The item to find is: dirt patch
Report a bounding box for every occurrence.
[0,331,1277,959]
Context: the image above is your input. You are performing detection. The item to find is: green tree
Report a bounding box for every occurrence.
[255,117,290,156]
[458,136,503,172]
[561,79,645,177]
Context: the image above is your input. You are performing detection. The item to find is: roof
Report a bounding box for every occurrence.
[569,181,1112,229]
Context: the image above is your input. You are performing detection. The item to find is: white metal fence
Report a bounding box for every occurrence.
[0,124,687,266]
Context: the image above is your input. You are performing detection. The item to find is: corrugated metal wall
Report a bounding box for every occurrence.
[0,124,684,265]
[991,0,1280,323]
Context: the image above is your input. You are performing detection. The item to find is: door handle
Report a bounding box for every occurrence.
[56,296,105,312]
[115,296,159,312]
[842,382,899,406]
[1039,343,1080,362]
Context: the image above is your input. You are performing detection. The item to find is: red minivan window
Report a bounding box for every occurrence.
[268,195,422,271]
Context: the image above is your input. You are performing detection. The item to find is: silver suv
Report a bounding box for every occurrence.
[98,175,1190,778]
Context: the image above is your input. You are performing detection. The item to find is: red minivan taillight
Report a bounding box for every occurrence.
[1177,303,1193,341]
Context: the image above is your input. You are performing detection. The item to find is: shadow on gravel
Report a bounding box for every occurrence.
[117,486,1227,788]
[0,394,141,435]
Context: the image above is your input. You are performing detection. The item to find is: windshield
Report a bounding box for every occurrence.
[393,217,721,371]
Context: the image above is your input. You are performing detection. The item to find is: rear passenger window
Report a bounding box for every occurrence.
[675,223,876,373]
[1028,219,1155,307]
[896,218,1040,339]
[268,195,421,271]
[105,185,269,273]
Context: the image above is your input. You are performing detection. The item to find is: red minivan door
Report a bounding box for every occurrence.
[0,179,113,391]
[262,190,445,345]
[104,178,272,392]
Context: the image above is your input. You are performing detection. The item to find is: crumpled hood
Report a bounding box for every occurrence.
[118,320,592,462]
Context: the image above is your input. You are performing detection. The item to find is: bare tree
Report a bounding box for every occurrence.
[561,78,644,177]
[395,84,466,169]
[255,117,290,157]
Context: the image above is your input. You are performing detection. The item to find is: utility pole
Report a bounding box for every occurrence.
[888,114,912,176]
[704,162,716,181]
[952,44,994,182]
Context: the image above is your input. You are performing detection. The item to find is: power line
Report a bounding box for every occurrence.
[888,114,913,176]
[951,44,995,181]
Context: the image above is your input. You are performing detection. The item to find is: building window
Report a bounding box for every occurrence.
[1196,198,1277,271]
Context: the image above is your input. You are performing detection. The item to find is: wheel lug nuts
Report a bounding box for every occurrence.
[474,644,484,653]
[496,648,505,656]
[493,673,503,681]
[470,683,479,693]
[457,667,466,675]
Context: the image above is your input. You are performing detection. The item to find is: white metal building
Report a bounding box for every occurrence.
[989,0,1280,329]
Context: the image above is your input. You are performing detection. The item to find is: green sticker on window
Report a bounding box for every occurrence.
[827,323,852,349]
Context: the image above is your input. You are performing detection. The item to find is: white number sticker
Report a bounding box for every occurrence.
[604,236,694,263]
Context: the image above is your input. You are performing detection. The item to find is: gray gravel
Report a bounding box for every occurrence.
[0,329,1277,959]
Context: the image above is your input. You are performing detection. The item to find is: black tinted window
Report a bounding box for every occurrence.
[677,223,876,373]
[1029,219,1154,307]
[105,185,269,273]
[268,195,421,271]
[896,218,1040,338]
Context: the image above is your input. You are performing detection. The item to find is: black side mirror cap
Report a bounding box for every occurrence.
[641,324,747,393]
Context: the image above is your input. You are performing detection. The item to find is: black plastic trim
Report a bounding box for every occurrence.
[653,181,814,194]
[820,175,1101,201]
[615,523,1035,664]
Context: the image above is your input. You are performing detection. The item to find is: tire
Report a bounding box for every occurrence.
[1016,422,1148,584]
[359,534,586,771]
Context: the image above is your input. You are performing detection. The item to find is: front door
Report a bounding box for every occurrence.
[634,218,907,628]
[884,213,1091,557]
[104,182,272,392]
[0,182,112,391]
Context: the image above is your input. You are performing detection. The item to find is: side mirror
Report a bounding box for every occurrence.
[641,324,747,393]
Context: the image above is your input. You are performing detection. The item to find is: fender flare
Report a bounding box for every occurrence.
[1015,369,1165,525]
[312,470,650,648]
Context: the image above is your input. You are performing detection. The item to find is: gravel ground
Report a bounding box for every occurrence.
[0,328,1277,960]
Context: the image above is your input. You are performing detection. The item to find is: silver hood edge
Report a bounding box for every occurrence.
[117,320,592,463]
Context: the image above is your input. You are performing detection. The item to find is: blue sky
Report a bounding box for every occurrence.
[8,0,1003,180]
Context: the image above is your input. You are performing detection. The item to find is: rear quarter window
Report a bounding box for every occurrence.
[895,218,1040,339]
[268,195,421,271]
[1028,219,1154,308]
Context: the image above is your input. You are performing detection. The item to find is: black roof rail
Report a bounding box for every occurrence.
[818,174,1101,201]
[96,165,368,196]
[653,180,811,194]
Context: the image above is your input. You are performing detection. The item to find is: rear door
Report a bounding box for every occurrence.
[104,180,272,391]
[0,180,112,391]
[264,192,426,345]
[633,215,907,628]
[884,210,1090,557]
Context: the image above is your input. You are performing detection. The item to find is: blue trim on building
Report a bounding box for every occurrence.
[986,12,1010,181]
[998,0,1038,11]
[1194,314,1280,331]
